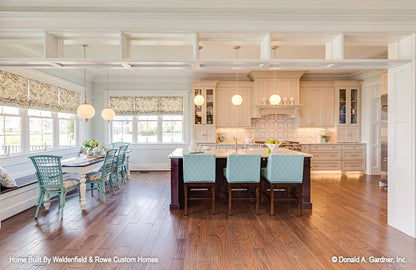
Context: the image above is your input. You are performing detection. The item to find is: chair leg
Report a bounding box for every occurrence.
[212,183,215,215]
[270,183,274,216]
[108,175,115,195]
[184,184,188,216]
[35,192,45,218]
[59,193,65,219]
[260,180,264,204]
[298,184,303,216]
[100,182,106,203]
[90,183,94,196]
[256,185,259,215]
[228,183,232,216]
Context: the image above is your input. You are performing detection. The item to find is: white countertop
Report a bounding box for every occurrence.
[169,147,312,158]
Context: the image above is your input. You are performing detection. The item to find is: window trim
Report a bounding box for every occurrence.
[110,114,184,144]
[0,106,79,156]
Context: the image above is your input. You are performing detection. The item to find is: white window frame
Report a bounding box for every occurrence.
[0,105,79,157]
[110,114,184,144]
[0,106,23,155]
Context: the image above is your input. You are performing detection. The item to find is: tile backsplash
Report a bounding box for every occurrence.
[216,114,336,143]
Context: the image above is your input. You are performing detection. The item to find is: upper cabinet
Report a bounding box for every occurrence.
[300,81,335,127]
[216,81,252,127]
[335,81,361,142]
[192,82,217,126]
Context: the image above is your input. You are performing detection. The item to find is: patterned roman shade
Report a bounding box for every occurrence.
[110,96,183,116]
[0,71,30,108]
[0,70,80,113]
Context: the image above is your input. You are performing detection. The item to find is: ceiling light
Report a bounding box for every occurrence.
[101,69,115,122]
[77,44,95,122]
[232,46,243,106]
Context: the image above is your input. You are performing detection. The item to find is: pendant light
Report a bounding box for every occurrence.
[194,46,205,106]
[77,44,96,121]
[232,46,243,106]
[101,69,115,122]
[269,46,281,106]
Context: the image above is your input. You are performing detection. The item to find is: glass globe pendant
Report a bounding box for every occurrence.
[101,70,115,122]
[232,94,243,105]
[269,94,281,105]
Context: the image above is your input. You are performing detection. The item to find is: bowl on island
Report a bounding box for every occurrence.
[265,143,280,152]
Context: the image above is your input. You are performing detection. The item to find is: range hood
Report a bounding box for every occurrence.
[252,104,302,118]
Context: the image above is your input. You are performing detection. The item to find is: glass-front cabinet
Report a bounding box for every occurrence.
[335,82,361,142]
[192,82,217,143]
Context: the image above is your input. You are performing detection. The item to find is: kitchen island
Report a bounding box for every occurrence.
[169,148,312,211]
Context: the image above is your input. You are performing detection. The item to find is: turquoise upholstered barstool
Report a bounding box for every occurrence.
[261,154,304,216]
[223,154,261,215]
[183,154,216,216]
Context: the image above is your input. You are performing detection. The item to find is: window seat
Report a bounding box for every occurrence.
[1,174,38,194]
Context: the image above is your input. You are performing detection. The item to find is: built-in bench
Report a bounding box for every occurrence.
[0,174,39,228]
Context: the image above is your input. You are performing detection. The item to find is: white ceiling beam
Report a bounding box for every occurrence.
[45,32,64,58]
[261,33,271,60]
[192,33,199,60]
[325,34,344,60]
[120,32,131,59]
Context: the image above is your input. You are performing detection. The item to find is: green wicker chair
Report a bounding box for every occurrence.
[29,155,81,219]
[113,144,129,186]
[111,142,129,148]
[86,148,117,203]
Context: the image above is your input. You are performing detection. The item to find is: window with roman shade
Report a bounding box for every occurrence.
[0,70,80,113]
[110,96,183,115]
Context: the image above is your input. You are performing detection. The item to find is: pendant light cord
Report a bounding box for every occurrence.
[83,44,87,104]
[234,46,240,93]
[106,69,110,107]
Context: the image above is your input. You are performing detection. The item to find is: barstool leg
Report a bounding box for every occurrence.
[184,184,188,216]
[270,183,274,216]
[256,185,259,215]
[212,183,215,215]
[228,183,232,216]
[298,184,303,216]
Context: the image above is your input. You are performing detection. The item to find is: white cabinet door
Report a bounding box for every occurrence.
[216,85,251,127]
[194,126,216,143]
[300,87,334,127]
[335,82,361,142]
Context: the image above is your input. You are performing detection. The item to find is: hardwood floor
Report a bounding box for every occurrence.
[1,172,415,269]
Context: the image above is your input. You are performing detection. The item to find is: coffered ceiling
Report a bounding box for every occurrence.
[0,1,415,87]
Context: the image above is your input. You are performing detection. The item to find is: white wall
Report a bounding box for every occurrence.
[90,81,192,170]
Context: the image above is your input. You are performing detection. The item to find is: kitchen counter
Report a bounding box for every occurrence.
[169,147,312,211]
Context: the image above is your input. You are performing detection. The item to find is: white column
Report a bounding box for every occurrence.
[388,34,416,237]
[325,34,344,60]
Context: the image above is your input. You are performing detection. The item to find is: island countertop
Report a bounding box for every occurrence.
[169,147,313,159]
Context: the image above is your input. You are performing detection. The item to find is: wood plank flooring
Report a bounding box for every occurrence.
[1,172,415,269]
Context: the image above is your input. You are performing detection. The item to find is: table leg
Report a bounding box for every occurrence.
[80,175,87,210]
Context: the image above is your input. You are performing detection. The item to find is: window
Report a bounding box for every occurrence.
[162,115,183,143]
[111,115,184,144]
[112,116,133,143]
[137,116,158,143]
[0,106,22,155]
[28,109,53,151]
[58,113,76,147]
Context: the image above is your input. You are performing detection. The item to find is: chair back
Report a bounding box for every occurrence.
[29,155,63,189]
[183,154,216,183]
[267,154,304,183]
[226,154,261,183]
[115,144,128,168]
[111,142,129,149]
[101,149,118,178]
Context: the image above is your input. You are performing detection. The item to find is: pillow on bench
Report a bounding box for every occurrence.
[0,167,17,188]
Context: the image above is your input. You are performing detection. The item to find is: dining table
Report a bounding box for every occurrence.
[62,155,104,210]
[169,147,313,211]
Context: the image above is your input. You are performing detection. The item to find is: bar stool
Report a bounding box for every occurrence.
[223,154,261,215]
[183,154,216,215]
[261,154,304,216]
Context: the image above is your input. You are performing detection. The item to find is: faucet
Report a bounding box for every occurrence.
[234,137,238,152]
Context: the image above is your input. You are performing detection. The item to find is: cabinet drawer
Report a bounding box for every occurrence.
[342,161,365,171]
[342,144,365,150]
[311,161,341,170]
[342,150,365,160]
[309,151,341,160]
[309,144,342,151]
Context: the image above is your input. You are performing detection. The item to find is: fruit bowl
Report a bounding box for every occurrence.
[265,143,280,153]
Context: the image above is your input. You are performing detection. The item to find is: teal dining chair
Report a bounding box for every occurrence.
[29,155,81,219]
[183,154,216,216]
[223,154,261,215]
[113,144,129,186]
[261,154,304,216]
[86,149,117,203]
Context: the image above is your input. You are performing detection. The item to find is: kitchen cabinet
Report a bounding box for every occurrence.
[335,81,361,142]
[300,82,335,127]
[192,81,218,143]
[216,82,252,127]
[303,143,365,173]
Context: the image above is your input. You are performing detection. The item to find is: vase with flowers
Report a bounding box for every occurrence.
[82,139,100,155]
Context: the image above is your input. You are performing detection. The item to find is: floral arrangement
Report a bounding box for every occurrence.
[82,139,100,151]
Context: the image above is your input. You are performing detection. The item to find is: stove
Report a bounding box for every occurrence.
[279,141,302,151]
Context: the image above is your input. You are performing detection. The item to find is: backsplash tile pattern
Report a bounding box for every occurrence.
[217,114,336,143]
